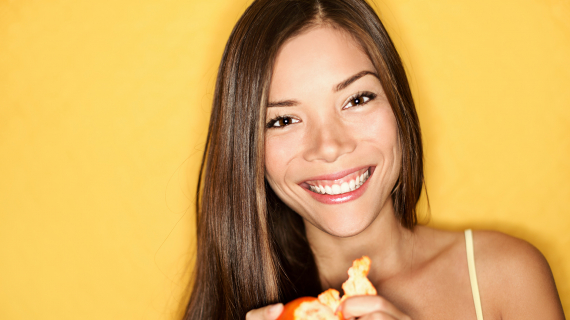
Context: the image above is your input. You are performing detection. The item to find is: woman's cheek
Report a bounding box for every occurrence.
[264,136,287,187]
[265,131,303,184]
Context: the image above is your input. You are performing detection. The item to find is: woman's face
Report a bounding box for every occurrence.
[265,26,401,237]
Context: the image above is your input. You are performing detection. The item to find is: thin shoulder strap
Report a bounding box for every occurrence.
[465,229,484,320]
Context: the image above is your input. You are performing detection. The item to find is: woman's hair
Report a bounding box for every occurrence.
[184,0,424,319]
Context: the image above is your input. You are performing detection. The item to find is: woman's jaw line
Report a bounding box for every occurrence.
[300,166,376,204]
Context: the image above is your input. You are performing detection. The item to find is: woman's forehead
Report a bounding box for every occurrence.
[269,26,375,101]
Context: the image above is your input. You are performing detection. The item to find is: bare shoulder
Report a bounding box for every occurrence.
[473,230,548,271]
[472,230,565,320]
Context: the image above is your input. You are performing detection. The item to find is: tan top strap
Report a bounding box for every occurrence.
[465,229,484,320]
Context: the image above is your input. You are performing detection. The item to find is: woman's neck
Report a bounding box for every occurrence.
[304,198,416,291]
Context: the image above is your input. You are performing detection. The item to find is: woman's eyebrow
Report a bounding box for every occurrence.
[267,70,379,108]
[333,70,379,92]
[267,99,298,108]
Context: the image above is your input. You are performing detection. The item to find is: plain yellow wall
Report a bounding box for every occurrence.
[0,0,568,319]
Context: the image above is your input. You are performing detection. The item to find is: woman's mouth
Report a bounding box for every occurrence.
[301,166,375,204]
[305,167,370,195]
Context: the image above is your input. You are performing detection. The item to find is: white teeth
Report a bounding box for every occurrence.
[308,168,371,195]
[331,184,341,195]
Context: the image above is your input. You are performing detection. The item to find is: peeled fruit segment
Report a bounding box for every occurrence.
[342,255,377,298]
[278,256,376,320]
[317,289,340,312]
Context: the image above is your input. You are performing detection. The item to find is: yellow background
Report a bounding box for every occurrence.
[0,0,568,319]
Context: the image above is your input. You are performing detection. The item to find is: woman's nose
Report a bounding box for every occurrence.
[302,119,357,163]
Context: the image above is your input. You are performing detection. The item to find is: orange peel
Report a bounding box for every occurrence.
[278,256,377,320]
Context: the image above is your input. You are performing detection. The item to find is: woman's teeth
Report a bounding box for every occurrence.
[308,169,370,195]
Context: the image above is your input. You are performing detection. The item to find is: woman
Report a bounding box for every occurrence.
[184,0,565,319]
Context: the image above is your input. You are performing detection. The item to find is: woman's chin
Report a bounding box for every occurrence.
[316,218,373,239]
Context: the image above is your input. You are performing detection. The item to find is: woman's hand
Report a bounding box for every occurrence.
[245,303,284,320]
[339,295,411,320]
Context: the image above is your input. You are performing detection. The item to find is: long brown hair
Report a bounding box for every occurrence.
[184,0,424,319]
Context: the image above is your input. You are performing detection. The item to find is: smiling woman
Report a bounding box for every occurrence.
[183,0,565,319]
[265,27,403,236]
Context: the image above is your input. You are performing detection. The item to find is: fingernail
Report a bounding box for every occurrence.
[335,304,343,312]
[269,303,283,315]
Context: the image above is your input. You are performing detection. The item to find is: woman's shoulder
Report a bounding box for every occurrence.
[414,226,549,271]
[413,227,564,319]
[470,229,553,287]
[472,229,546,267]
[421,227,556,294]
[469,229,564,319]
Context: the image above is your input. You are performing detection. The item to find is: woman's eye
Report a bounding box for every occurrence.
[344,92,377,109]
[266,116,300,128]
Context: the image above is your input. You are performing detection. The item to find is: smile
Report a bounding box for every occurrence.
[300,166,375,205]
[305,167,370,195]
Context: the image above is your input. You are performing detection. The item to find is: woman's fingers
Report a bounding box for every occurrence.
[245,303,284,320]
[339,295,411,320]
[356,311,399,320]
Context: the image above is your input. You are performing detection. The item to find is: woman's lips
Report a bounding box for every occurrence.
[301,166,375,204]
